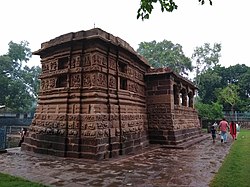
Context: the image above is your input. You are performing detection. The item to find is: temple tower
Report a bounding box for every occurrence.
[22,28,150,159]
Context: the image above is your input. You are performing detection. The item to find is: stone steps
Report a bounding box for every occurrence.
[161,133,210,149]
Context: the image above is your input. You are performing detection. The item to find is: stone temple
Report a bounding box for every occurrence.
[22,28,201,160]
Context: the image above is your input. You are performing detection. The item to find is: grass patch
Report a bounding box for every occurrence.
[0,173,47,187]
[210,129,250,187]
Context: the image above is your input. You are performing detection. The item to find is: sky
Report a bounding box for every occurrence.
[1,0,250,69]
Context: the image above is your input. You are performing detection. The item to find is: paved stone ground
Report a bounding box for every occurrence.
[0,134,234,187]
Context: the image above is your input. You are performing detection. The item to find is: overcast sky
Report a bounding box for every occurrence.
[1,0,250,69]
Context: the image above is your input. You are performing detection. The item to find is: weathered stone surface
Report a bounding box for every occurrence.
[22,28,201,160]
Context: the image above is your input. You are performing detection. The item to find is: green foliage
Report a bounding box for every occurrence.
[0,172,47,187]
[8,41,32,69]
[192,43,221,86]
[137,0,212,20]
[210,130,250,187]
[198,64,250,112]
[198,69,222,104]
[0,41,41,113]
[195,100,223,120]
[217,84,240,113]
[137,0,178,20]
[137,40,193,75]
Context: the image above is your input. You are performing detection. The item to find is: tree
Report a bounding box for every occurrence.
[197,68,222,104]
[197,64,249,112]
[137,0,212,20]
[215,64,250,112]
[0,41,41,113]
[195,100,223,120]
[217,84,240,116]
[191,43,221,86]
[137,40,193,75]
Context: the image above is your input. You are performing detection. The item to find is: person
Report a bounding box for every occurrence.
[236,122,240,139]
[18,128,28,147]
[210,125,216,144]
[229,121,237,140]
[212,122,218,128]
[218,118,230,143]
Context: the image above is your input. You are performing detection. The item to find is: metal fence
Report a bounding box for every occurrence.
[223,111,250,122]
[0,127,6,150]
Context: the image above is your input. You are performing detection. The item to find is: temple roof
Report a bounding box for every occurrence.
[146,67,197,89]
[33,28,150,67]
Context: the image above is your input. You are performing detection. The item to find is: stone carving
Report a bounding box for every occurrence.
[83,54,91,66]
[108,75,116,88]
[23,28,200,161]
[71,74,81,87]
[92,52,107,66]
[108,58,116,70]
[50,61,58,71]
[97,73,107,87]
[71,56,81,68]
[83,73,91,87]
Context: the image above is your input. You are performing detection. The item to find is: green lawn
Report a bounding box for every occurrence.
[0,173,47,187]
[210,129,250,187]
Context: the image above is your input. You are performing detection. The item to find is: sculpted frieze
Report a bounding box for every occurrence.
[92,52,107,66]
[108,75,116,88]
[108,58,116,70]
[71,56,81,68]
[95,114,109,121]
[82,130,96,137]
[134,70,144,81]
[56,115,67,121]
[97,122,108,129]
[127,81,139,93]
[82,65,101,72]
[109,114,119,121]
[70,74,81,87]
[83,54,91,66]
[81,114,95,122]
[50,61,58,71]
[49,78,56,89]
[68,115,80,121]
[97,73,107,87]
[82,73,91,87]
[97,129,109,137]
[86,123,96,130]
[68,129,78,136]
[29,126,66,135]
[68,121,74,129]
[42,63,50,72]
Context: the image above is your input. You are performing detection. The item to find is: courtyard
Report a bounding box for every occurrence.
[0,134,232,187]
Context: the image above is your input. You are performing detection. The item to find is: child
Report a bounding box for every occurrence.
[18,128,27,147]
[211,125,216,144]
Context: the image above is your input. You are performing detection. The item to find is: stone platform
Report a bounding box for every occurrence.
[0,133,234,187]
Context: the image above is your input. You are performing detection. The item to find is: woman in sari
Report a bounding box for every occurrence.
[229,121,237,140]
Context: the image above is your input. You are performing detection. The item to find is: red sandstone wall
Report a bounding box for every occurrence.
[23,30,150,160]
[146,70,201,145]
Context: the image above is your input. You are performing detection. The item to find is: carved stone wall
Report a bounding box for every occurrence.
[22,28,149,160]
[22,28,201,160]
[146,68,201,145]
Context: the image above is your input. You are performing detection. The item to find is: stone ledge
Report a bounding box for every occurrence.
[0,149,7,154]
[160,134,210,149]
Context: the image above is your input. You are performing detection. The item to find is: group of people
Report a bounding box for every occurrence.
[210,118,240,144]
